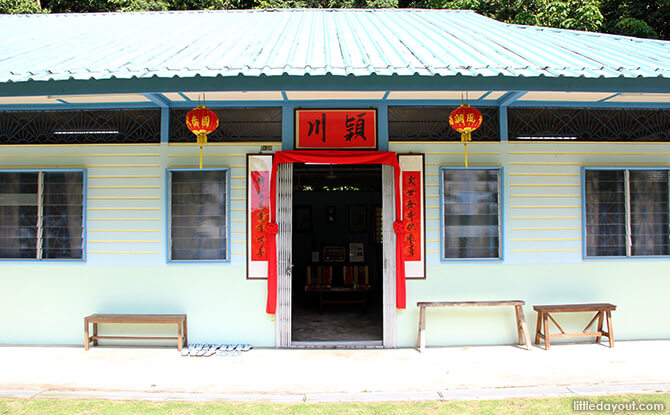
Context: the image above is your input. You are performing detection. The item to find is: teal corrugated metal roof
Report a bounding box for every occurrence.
[0,9,669,83]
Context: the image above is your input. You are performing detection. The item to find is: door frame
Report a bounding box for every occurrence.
[275,162,397,348]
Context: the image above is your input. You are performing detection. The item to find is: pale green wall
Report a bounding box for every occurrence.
[391,140,670,346]
[0,142,277,346]
[400,262,668,346]
[1,140,669,347]
[1,265,273,345]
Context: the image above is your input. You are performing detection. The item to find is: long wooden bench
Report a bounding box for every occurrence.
[84,314,188,351]
[533,303,616,350]
[417,300,532,352]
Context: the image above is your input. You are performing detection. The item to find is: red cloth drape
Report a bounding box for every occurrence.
[266,150,406,314]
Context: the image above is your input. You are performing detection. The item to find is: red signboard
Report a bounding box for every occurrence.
[295,109,377,149]
[402,171,422,261]
[250,170,270,261]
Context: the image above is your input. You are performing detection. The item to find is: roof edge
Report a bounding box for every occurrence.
[2,73,669,97]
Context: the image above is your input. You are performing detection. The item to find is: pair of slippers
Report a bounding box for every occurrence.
[216,344,241,357]
[216,343,253,357]
[181,343,252,357]
[182,343,215,357]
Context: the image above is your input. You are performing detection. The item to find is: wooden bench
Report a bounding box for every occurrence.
[533,303,616,350]
[84,314,188,351]
[417,300,532,352]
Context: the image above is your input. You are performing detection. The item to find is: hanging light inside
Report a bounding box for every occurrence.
[326,165,337,180]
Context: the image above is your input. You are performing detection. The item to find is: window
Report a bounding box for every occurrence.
[168,169,229,262]
[169,108,282,143]
[508,108,670,142]
[389,106,499,142]
[0,170,84,260]
[0,109,161,145]
[441,168,501,260]
[584,169,669,257]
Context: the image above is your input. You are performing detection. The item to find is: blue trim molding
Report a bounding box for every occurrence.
[0,168,87,263]
[581,166,670,261]
[439,165,504,263]
[165,167,232,264]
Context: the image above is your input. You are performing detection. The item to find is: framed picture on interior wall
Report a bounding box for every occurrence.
[246,153,273,280]
[348,205,367,233]
[294,205,312,232]
[326,206,337,223]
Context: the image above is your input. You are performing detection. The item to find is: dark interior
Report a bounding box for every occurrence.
[291,164,383,342]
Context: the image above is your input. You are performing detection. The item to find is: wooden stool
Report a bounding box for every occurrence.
[533,303,616,350]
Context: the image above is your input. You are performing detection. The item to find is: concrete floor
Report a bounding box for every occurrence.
[1,340,669,400]
[291,305,383,342]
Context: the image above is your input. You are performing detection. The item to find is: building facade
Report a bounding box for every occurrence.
[0,9,669,348]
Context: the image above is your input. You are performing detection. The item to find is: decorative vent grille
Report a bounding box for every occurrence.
[509,108,670,142]
[170,107,282,142]
[0,109,161,144]
[389,106,499,141]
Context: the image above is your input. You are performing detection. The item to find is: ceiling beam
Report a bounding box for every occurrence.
[497,91,526,107]
[143,93,171,108]
[599,93,620,102]
[497,92,526,141]
[142,93,171,143]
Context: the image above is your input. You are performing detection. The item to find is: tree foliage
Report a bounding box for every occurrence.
[540,1,603,32]
[41,0,259,12]
[42,0,393,10]
[0,0,42,13]
[416,0,603,32]
[257,0,396,8]
[600,0,669,39]
[2,0,668,40]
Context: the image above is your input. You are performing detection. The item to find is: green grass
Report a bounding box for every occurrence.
[0,394,668,415]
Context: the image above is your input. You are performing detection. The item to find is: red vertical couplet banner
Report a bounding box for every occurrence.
[247,154,273,279]
[398,154,425,279]
[250,170,270,261]
[402,171,422,261]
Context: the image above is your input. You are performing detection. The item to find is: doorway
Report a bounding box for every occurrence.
[291,164,383,344]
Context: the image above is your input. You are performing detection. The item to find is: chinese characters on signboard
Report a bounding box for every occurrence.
[399,154,425,279]
[295,109,377,149]
[247,154,272,279]
[250,170,269,261]
[402,171,421,261]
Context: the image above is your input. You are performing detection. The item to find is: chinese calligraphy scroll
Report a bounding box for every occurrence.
[247,154,273,279]
[295,109,377,150]
[399,154,425,279]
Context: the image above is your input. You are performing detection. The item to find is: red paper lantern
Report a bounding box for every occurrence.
[185,105,219,169]
[449,104,483,167]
